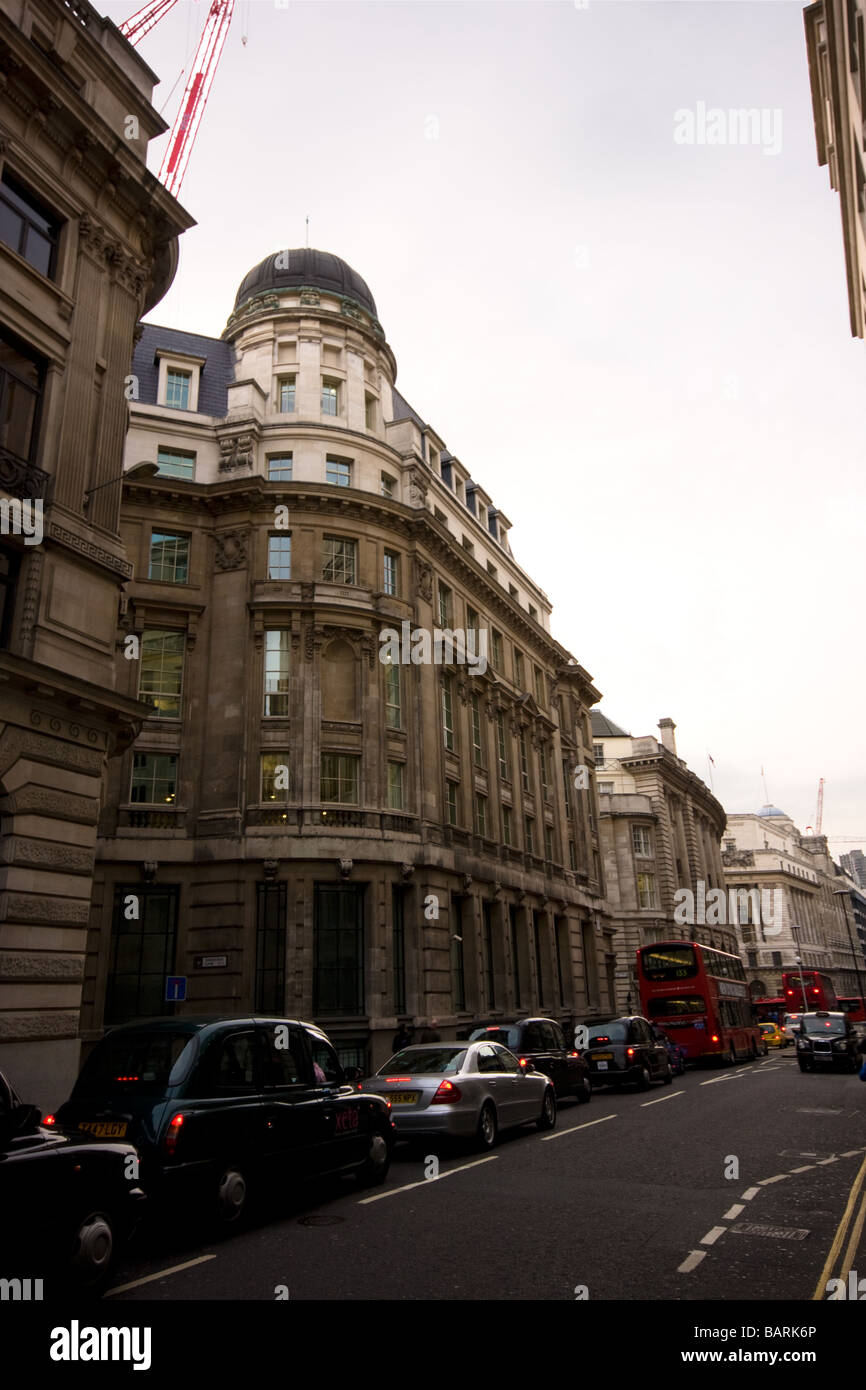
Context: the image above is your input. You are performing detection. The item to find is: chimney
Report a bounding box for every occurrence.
[658,718,677,756]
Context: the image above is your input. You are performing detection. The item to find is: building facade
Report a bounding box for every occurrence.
[723,807,866,1002]
[81,247,616,1076]
[0,0,190,1104]
[804,0,866,339]
[593,713,729,1014]
[840,848,866,889]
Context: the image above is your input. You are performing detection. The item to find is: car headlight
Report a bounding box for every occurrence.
[796,1039,808,1049]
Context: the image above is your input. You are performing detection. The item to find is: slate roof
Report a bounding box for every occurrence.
[591,711,632,738]
[131,324,234,418]
[389,386,426,429]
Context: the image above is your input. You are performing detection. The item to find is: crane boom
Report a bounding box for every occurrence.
[158,0,235,198]
[816,777,824,835]
[119,0,180,45]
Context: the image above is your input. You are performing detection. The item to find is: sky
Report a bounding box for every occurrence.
[102,0,866,847]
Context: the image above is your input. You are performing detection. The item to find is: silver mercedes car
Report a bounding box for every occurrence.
[360,1041,556,1149]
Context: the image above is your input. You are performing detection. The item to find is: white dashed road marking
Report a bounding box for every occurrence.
[106,1254,218,1297]
[540,1113,617,1141]
[758,1174,790,1186]
[358,1154,498,1203]
[678,1250,707,1273]
[641,1090,685,1107]
[723,1203,745,1220]
[700,1226,728,1246]
[741,1187,760,1200]
[790,1165,815,1173]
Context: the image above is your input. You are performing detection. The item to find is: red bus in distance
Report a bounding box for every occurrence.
[837,996,866,1025]
[637,940,761,1064]
[752,996,785,1024]
[781,970,837,1012]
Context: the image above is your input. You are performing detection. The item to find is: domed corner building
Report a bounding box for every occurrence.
[82,248,614,1071]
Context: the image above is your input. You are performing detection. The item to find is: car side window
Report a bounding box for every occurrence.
[306,1032,342,1085]
[548,1022,565,1051]
[476,1044,501,1073]
[523,1023,546,1050]
[628,1020,645,1045]
[214,1032,259,1092]
[262,1026,308,1087]
[492,1045,521,1073]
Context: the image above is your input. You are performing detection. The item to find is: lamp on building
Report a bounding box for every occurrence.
[83,460,159,511]
[832,887,866,1004]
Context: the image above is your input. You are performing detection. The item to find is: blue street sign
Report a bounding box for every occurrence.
[165,976,187,1002]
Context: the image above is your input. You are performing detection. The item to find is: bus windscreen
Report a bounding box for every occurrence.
[640,946,697,980]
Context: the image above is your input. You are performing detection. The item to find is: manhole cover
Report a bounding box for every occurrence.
[297,1214,346,1227]
[731,1223,809,1241]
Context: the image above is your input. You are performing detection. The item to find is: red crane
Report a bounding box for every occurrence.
[120,0,236,198]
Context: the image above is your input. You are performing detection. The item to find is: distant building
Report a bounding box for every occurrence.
[804,0,866,339]
[594,713,729,1013]
[723,809,866,1001]
[0,0,190,1105]
[840,848,866,889]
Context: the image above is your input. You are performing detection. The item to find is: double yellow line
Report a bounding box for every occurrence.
[812,1152,866,1300]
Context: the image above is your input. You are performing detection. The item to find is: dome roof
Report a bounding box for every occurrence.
[757,804,788,818]
[233,248,378,318]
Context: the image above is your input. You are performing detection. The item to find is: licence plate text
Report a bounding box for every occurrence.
[77,1121,128,1138]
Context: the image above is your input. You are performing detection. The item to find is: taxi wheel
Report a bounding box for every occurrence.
[356,1132,391,1188]
[662,1062,673,1085]
[536,1087,556,1131]
[798,1060,810,1073]
[69,1209,116,1294]
[476,1102,498,1150]
[575,1076,592,1104]
[215,1164,248,1225]
[637,1065,652,1090]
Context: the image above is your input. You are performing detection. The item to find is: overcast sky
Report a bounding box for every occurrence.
[102,0,866,848]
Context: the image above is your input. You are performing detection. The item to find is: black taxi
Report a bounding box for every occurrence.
[582,1015,673,1089]
[57,1016,394,1226]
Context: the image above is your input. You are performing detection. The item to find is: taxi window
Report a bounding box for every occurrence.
[262,1026,307,1087]
[214,1032,259,1091]
[543,1022,564,1050]
[306,1032,342,1084]
[523,1022,547,1050]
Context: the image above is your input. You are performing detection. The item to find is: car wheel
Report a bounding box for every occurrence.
[798,1060,809,1073]
[356,1131,391,1188]
[662,1062,673,1085]
[215,1164,248,1226]
[476,1101,498,1151]
[637,1065,652,1090]
[575,1076,592,1104]
[68,1208,116,1295]
[762,1041,769,1056]
[536,1087,556,1131]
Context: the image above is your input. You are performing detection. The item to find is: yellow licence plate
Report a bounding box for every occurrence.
[78,1121,128,1138]
[388,1092,419,1105]
[592,1053,613,1061]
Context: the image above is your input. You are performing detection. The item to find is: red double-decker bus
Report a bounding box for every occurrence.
[837,996,866,1025]
[781,970,837,1012]
[637,940,761,1064]
[753,996,785,1024]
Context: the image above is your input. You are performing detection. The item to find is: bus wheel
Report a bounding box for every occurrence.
[727,1045,737,1066]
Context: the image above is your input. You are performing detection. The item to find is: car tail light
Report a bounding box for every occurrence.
[430,1080,462,1104]
[518,1057,529,1068]
[163,1111,185,1157]
[385,1076,411,1083]
[711,1034,719,1043]
[626,1047,635,1058]
[43,1114,56,1126]
[567,1050,579,1058]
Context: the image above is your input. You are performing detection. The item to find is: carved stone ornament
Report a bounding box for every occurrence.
[416,558,433,602]
[143,862,158,882]
[408,467,428,508]
[299,287,321,306]
[218,433,255,472]
[305,624,375,669]
[338,858,353,879]
[400,862,415,881]
[462,873,473,893]
[213,531,248,571]
[263,859,279,880]
[340,297,362,321]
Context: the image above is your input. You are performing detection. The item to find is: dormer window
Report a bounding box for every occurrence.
[155,350,204,412]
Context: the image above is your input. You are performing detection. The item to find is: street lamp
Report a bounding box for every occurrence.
[832,887,866,1004]
[83,460,159,511]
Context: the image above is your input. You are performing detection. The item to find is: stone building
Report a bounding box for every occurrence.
[0,0,190,1104]
[722,808,866,1002]
[79,246,616,1075]
[804,0,866,340]
[593,712,730,1013]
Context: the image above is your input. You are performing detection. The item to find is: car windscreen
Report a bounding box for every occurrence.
[468,1026,520,1049]
[72,1031,199,1097]
[587,1022,628,1043]
[378,1047,468,1075]
[800,1016,846,1036]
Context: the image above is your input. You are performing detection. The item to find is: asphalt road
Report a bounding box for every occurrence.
[106,1048,866,1303]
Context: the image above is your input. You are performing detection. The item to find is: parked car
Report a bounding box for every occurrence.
[651,1024,686,1075]
[56,1017,394,1228]
[1,1068,145,1295]
[783,1013,802,1042]
[582,1016,673,1089]
[794,1011,860,1073]
[360,1041,556,1149]
[760,1022,787,1050]
[468,1018,592,1103]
